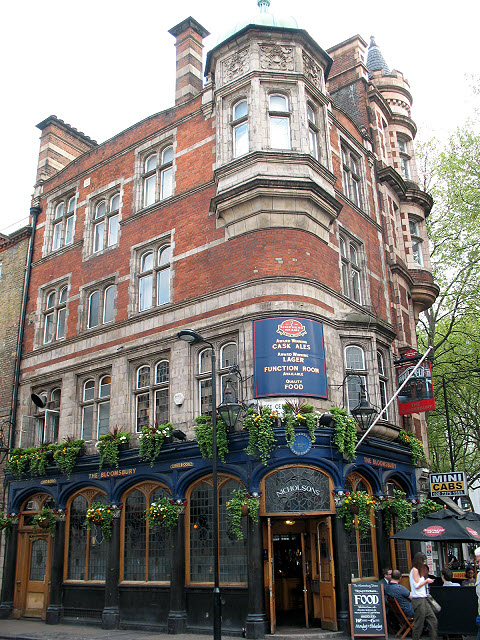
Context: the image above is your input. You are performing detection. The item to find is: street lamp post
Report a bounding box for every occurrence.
[177,329,221,640]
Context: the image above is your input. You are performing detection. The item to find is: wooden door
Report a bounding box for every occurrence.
[317,517,337,630]
[14,532,51,619]
[267,517,276,634]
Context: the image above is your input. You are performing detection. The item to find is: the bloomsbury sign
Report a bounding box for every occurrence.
[253,317,327,398]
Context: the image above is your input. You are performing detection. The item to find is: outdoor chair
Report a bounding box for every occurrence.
[387,595,414,639]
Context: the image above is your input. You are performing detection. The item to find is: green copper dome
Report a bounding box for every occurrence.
[214,0,299,46]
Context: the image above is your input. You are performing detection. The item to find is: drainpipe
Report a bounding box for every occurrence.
[9,205,40,449]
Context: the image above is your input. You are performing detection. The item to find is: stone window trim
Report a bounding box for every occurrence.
[92,193,121,254]
[408,215,424,266]
[39,280,69,346]
[133,356,170,432]
[338,230,366,306]
[83,180,124,259]
[80,372,112,442]
[340,142,364,209]
[307,101,320,161]
[231,97,249,159]
[267,91,292,150]
[376,349,389,420]
[129,234,173,316]
[47,191,78,254]
[79,276,117,332]
[195,339,238,416]
[133,132,176,213]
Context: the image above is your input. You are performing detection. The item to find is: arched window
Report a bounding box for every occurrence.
[233,99,249,158]
[344,473,377,579]
[52,195,76,251]
[93,194,121,252]
[269,94,291,149]
[345,345,368,412]
[339,235,363,304]
[197,341,238,414]
[143,146,174,207]
[122,482,171,581]
[66,489,108,581]
[81,374,111,440]
[43,284,68,344]
[188,475,247,584]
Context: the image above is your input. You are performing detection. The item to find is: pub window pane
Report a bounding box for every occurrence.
[124,490,147,580]
[67,495,88,580]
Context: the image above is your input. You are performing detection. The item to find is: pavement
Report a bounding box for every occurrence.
[0,619,352,640]
[0,619,475,640]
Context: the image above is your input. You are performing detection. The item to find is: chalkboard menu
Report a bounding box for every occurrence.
[348,582,388,638]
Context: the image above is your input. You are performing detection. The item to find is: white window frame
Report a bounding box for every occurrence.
[232,99,249,158]
[43,285,68,344]
[134,359,170,431]
[86,283,116,329]
[138,244,171,312]
[345,345,368,413]
[339,235,363,304]
[377,350,388,420]
[409,217,424,266]
[269,93,291,150]
[197,341,238,415]
[398,136,411,180]
[51,196,76,251]
[142,145,174,208]
[93,193,121,253]
[307,103,319,161]
[32,387,61,445]
[81,375,111,440]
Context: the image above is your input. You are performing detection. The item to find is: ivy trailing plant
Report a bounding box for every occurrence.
[225,488,261,541]
[84,502,119,541]
[337,490,375,538]
[380,489,413,533]
[7,444,57,478]
[194,415,229,463]
[397,430,426,464]
[32,508,57,537]
[282,401,317,446]
[330,407,357,461]
[139,423,173,466]
[6,448,30,479]
[96,428,131,469]
[53,438,85,478]
[417,498,442,521]
[243,406,277,465]
[146,497,186,530]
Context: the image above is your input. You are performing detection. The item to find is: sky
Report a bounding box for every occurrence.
[0,0,478,236]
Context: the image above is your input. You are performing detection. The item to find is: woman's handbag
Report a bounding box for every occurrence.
[427,595,441,614]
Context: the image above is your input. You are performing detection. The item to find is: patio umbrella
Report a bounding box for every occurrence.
[391,509,480,542]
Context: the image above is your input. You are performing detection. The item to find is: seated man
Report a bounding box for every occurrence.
[441,567,460,586]
[386,569,414,618]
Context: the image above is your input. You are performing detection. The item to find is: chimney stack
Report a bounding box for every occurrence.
[169,17,210,106]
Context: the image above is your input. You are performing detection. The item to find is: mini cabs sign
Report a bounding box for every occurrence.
[429,472,468,497]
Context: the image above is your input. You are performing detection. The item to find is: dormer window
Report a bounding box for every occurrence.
[233,99,249,158]
[269,94,291,150]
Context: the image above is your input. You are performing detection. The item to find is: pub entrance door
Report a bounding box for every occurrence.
[13,530,52,619]
[265,516,337,633]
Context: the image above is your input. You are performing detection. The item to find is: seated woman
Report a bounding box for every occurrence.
[462,568,476,587]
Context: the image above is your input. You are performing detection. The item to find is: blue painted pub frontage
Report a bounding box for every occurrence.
[0,427,417,636]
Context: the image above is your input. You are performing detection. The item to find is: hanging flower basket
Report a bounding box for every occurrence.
[337,490,375,538]
[282,401,318,446]
[84,502,120,540]
[226,489,261,541]
[32,508,59,537]
[194,415,229,463]
[379,488,413,533]
[53,438,85,478]
[330,407,357,461]
[0,512,18,537]
[139,423,173,466]
[397,429,426,464]
[243,406,277,465]
[146,497,186,530]
[96,428,131,469]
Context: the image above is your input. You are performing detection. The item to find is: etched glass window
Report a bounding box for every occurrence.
[264,467,330,513]
[67,491,108,581]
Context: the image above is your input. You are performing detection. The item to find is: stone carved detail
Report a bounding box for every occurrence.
[260,43,294,71]
[222,47,250,84]
[302,52,322,88]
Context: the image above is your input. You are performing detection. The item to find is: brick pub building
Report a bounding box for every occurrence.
[0,1,438,635]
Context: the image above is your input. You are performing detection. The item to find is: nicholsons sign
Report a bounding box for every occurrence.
[348,582,387,639]
[253,317,327,398]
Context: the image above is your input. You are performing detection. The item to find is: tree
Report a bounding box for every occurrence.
[417,118,480,483]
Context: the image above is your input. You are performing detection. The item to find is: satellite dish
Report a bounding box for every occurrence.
[31,393,47,408]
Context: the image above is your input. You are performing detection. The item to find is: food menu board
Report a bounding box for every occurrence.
[348,582,387,639]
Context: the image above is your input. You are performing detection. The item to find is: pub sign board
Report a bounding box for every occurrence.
[396,359,435,416]
[348,582,387,639]
[253,317,327,399]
